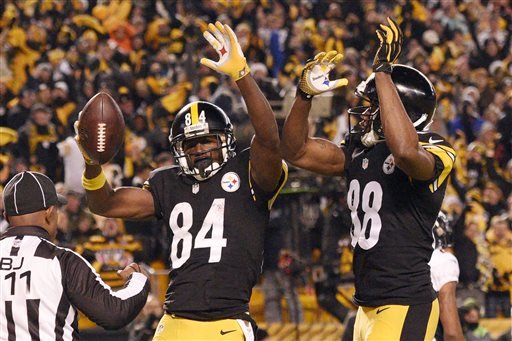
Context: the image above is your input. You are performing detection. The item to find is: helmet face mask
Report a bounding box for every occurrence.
[348,104,383,148]
[169,101,236,181]
[348,65,437,148]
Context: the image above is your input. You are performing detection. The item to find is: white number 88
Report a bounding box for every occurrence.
[347,180,383,250]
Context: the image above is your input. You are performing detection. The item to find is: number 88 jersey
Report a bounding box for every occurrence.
[145,148,287,320]
[344,132,455,307]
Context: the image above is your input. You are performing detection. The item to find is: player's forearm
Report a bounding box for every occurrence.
[237,75,279,151]
[281,97,312,162]
[439,283,464,341]
[375,73,419,159]
[441,314,465,341]
[83,163,115,215]
[82,164,155,219]
[68,258,150,330]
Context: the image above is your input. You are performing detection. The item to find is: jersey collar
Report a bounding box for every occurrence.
[0,225,50,240]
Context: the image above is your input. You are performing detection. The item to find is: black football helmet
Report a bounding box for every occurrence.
[432,211,454,249]
[169,101,236,181]
[348,64,437,147]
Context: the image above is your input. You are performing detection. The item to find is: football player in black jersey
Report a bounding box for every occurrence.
[75,22,287,340]
[281,18,456,340]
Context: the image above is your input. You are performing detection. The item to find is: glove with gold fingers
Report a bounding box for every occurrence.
[200,21,250,81]
[297,50,348,101]
[372,17,403,74]
[73,119,99,166]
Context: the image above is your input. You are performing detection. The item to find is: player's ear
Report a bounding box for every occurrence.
[45,206,56,225]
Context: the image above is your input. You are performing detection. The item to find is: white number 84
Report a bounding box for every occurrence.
[169,199,227,268]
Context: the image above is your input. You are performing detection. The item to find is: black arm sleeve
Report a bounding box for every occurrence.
[61,251,150,329]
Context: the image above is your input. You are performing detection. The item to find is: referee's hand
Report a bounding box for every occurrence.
[117,263,149,280]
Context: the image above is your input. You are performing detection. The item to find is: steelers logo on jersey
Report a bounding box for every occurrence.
[383,154,395,174]
[221,172,240,192]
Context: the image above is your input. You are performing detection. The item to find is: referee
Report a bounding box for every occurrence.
[0,171,150,340]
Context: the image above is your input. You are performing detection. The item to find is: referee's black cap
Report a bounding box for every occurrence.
[2,171,67,216]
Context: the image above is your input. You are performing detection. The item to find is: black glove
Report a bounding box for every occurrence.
[372,17,403,74]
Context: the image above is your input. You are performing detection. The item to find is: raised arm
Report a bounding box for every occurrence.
[74,121,155,219]
[373,18,436,180]
[200,22,282,192]
[281,51,348,176]
[82,164,155,219]
[237,75,282,192]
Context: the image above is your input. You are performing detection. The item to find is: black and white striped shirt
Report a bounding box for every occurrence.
[0,226,150,341]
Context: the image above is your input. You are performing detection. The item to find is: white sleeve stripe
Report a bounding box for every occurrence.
[112,273,148,300]
[56,244,148,300]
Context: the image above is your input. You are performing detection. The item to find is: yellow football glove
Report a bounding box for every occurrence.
[372,17,403,74]
[200,21,250,81]
[73,119,99,165]
[297,50,348,100]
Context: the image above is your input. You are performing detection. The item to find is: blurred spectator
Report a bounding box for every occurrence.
[460,298,492,341]
[261,199,303,324]
[449,98,484,144]
[57,136,85,194]
[454,216,485,308]
[129,294,164,341]
[468,13,511,71]
[73,211,100,245]
[80,217,143,289]
[61,189,90,235]
[482,181,507,218]
[6,88,36,130]
[55,207,74,248]
[51,80,77,135]
[484,214,512,318]
[15,104,60,180]
[313,185,354,324]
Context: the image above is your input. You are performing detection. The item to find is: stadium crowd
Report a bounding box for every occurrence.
[1,0,511,339]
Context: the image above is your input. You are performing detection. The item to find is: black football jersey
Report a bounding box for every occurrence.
[343,132,456,306]
[145,148,287,320]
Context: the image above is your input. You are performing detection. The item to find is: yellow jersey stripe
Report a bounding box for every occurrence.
[268,161,288,210]
[248,160,289,210]
[420,143,455,192]
[191,102,199,124]
[248,161,257,202]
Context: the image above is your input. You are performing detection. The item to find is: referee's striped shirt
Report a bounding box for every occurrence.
[0,226,150,341]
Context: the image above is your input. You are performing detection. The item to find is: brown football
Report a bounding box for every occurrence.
[77,91,125,165]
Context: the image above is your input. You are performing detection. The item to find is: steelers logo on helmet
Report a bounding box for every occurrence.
[169,101,236,181]
[348,64,437,148]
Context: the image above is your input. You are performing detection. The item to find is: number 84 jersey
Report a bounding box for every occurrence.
[344,132,455,307]
[145,148,287,320]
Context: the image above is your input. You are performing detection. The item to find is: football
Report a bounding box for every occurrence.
[76,91,125,165]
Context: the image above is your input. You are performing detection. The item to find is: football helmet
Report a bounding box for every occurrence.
[432,211,454,249]
[169,101,236,181]
[348,64,437,147]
